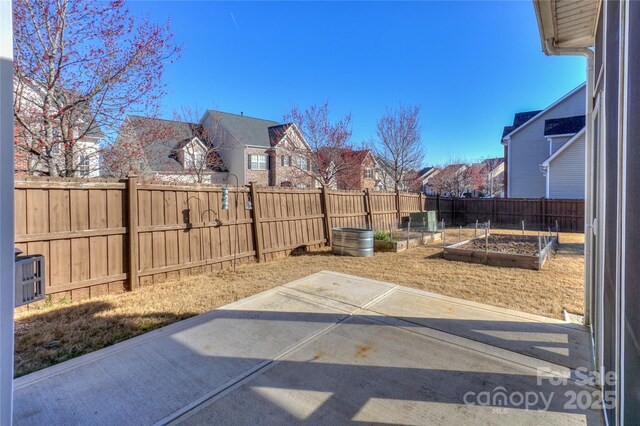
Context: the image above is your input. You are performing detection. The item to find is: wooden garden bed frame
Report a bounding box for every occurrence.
[443,233,559,270]
[374,232,442,253]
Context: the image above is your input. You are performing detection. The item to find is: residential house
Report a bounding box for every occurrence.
[415,166,439,195]
[533,0,639,423]
[500,84,585,198]
[316,148,377,190]
[540,116,585,198]
[475,157,505,197]
[114,111,314,187]
[13,78,104,177]
[111,116,228,183]
[373,158,415,192]
[425,163,470,197]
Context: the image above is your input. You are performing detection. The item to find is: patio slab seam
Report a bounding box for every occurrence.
[161,285,399,425]
[318,270,587,332]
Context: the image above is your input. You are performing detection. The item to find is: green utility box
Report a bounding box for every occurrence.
[409,211,438,231]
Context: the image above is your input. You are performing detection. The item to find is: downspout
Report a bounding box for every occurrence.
[545,40,594,326]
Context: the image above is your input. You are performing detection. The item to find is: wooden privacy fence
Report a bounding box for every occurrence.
[14,176,583,300]
[14,177,424,299]
[425,195,585,232]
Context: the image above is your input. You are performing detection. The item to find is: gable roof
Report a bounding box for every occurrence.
[502,110,542,137]
[268,124,292,147]
[349,149,375,165]
[417,166,440,181]
[501,83,586,143]
[417,166,433,176]
[204,110,280,148]
[314,148,375,171]
[482,157,504,169]
[439,163,467,175]
[122,116,226,173]
[544,115,586,136]
[541,127,586,167]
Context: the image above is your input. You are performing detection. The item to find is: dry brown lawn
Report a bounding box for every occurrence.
[14,230,584,378]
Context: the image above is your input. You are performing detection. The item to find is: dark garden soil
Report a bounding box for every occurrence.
[459,234,548,256]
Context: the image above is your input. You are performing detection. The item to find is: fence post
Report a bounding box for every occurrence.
[127,176,139,291]
[492,197,497,225]
[395,189,401,224]
[541,197,546,230]
[322,184,332,246]
[436,194,441,221]
[419,192,424,212]
[249,182,264,262]
[365,188,374,230]
[452,196,456,226]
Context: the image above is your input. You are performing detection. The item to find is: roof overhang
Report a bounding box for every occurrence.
[533,0,600,54]
[541,127,586,166]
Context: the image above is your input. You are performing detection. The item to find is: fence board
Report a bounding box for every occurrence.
[14,177,583,300]
[424,196,584,232]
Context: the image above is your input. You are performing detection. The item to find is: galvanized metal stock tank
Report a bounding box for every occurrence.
[332,228,374,257]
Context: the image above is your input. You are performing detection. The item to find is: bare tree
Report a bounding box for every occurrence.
[374,105,425,191]
[281,102,355,187]
[13,0,181,176]
[169,108,228,184]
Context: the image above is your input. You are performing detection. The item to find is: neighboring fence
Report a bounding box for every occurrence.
[14,176,584,300]
[424,195,585,232]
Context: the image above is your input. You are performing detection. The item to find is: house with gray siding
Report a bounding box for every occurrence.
[540,119,586,199]
[113,111,314,187]
[501,84,585,198]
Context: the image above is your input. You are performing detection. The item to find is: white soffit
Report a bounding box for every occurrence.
[534,0,600,51]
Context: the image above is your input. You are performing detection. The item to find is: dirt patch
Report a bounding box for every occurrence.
[458,234,550,256]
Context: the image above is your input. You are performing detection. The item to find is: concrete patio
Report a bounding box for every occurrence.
[14,271,603,425]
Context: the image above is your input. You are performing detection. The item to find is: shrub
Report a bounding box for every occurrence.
[374,231,390,241]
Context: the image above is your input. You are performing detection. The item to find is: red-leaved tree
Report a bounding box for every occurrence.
[13,0,181,176]
[282,102,356,188]
[102,108,229,183]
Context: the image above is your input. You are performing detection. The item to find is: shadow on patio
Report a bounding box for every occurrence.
[13,271,603,425]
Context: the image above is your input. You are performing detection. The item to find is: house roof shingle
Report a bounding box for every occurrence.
[543,115,586,136]
[482,157,504,169]
[205,111,280,148]
[502,110,543,138]
[268,123,292,147]
[314,148,374,170]
[124,116,227,173]
[417,166,433,177]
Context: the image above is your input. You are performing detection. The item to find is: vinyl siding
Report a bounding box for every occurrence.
[548,133,585,199]
[551,136,571,154]
[507,85,585,198]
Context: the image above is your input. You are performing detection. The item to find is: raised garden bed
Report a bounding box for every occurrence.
[374,232,442,252]
[443,233,558,270]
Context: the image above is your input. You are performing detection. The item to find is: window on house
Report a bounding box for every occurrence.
[184,145,205,169]
[249,154,268,170]
[77,155,90,177]
[51,144,60,156]
[193,151,204,167]
[282,155,291,167]
[296,156,309,170]
[364,168,373,179]
[296,183,308,189]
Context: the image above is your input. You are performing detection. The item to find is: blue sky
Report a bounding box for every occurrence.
[130,0,586,166]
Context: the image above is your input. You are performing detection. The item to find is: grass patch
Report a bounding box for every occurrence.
[14,230,585,378]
